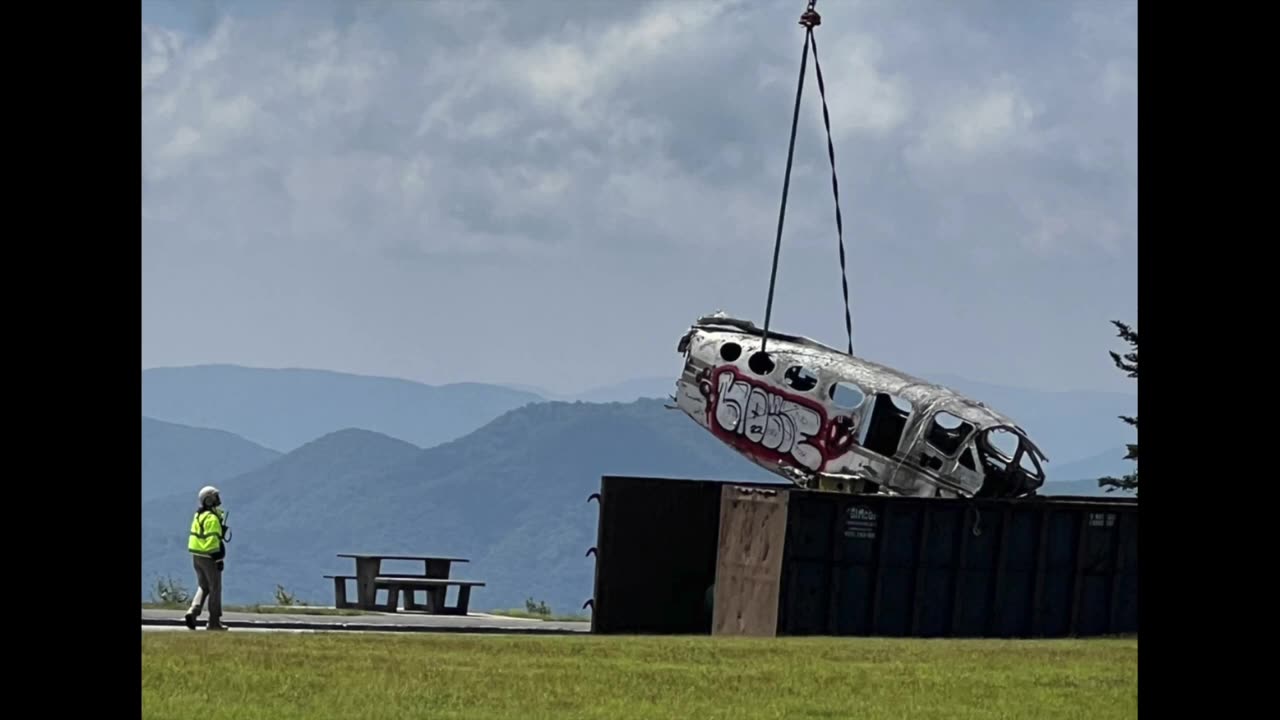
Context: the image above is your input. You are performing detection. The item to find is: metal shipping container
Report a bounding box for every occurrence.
[588,475,1138,638]
[589,474,728,635]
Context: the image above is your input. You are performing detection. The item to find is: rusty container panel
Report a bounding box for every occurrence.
[590,476,1137,638]
[780,491,1139,638]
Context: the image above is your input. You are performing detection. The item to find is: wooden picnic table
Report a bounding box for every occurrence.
[332,553,470,611]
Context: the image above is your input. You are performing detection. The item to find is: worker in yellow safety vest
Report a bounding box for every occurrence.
[185,485,230,631]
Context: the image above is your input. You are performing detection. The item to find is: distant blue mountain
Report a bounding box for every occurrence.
[496,377,677,403]
[140,366,1137,613]
[571,376,677,403]
[1035,446,1137,498]
[142,365,544,452]
[1048,447,1134,483]
[141,417,280,502]
[1040,478,1136,498]
[141,400,777,611]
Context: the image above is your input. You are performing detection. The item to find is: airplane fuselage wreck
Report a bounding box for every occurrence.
[673,312,1048,499]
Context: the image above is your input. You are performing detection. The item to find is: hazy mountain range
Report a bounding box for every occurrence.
[140,364,1136,611]
[142,417,281,501]
[142,364,543,452]
[141,398,777,611]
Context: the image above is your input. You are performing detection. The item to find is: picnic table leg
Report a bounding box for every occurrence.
[333,577,349,609]
[455,585,473,616]
[376,579,396,607]
[429,586,446,613]
[424,559,452,579]
[356,558,380,610]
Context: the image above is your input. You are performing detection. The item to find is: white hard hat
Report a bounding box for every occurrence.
[198,486,221,506]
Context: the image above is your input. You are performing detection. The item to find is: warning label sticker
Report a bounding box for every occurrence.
[844,505,878,540]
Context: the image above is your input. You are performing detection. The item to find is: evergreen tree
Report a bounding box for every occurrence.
[1098,321,1137,494]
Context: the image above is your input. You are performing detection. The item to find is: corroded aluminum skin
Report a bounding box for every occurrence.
[672,312,1047,499]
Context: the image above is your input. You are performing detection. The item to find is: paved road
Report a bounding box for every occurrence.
[142,608,590,635]
[143,624,318,634]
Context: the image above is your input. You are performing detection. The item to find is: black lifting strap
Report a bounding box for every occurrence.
[761,0,854,357]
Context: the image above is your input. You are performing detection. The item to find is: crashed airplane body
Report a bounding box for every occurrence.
[673,312,1048,499]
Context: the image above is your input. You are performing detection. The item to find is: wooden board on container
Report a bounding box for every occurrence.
[711,484,790,637]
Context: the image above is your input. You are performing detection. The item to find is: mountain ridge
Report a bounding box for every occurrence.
[140,399,777,610]
[141,416,281,501]
[141,394,1133,613]
[142,364,543,452]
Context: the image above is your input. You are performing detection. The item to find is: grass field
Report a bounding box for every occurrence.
[142,632,1136,719]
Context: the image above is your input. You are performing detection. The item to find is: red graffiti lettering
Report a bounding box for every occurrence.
[700,366,859,473]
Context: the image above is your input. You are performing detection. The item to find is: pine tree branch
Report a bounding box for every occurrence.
[1097,319,1138,494]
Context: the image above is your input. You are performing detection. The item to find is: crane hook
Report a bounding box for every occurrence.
[800,1,821,29]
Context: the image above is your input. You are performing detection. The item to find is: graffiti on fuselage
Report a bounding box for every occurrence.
[702,365,859,472]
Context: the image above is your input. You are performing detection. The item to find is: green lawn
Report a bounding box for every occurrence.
[142,633,1136,720]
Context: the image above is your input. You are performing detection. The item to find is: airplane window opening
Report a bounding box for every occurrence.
[861,393,913,457]
[829,381,866,409]
[984,428,1020,460]
[1019,449,1041,475]
[975,428,1043,498]
[925,412,975,456]
[784,365,819,392]
[748,351,775,375]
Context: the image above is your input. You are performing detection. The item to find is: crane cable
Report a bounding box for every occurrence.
[760,0,854,358]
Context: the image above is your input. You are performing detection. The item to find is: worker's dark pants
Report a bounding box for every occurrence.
[188,555,222,622]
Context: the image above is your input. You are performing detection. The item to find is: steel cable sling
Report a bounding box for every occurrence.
[760,0,854,357]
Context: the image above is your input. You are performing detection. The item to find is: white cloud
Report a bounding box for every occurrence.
[142,25,183,89]
[1102,58,1137,102]
[906,77,1037,169]
[141,0,1139,397]
[941,86,1035,154]
[141,0,1135,262]
[208,94,257,132]
[158,125,202,162]
[817,36,909,138]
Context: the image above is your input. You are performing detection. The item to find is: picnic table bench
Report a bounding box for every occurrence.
[326,553,480,614]
[377,577,487,615]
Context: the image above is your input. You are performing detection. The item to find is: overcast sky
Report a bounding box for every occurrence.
[142,0,1137,396]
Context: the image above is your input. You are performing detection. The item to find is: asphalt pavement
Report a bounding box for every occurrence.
[141,608,590,635]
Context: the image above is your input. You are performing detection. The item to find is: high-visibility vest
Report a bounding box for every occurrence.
[188,509,225,556]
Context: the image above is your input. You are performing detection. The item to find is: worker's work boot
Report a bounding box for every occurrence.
[184,613,197,630]
[206,622,229,631]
